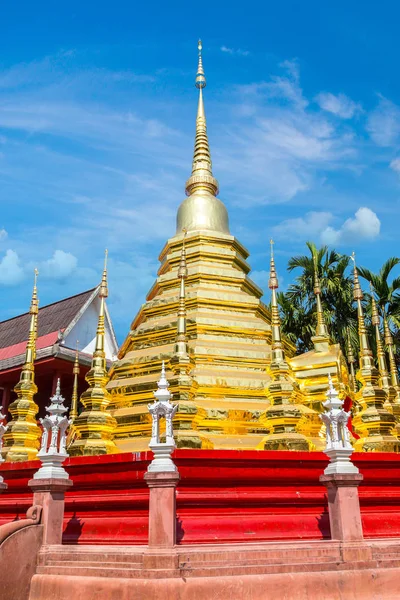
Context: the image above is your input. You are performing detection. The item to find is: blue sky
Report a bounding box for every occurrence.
[1,1,400,341]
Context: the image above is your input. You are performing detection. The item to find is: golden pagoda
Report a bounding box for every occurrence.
[3,270,42,461]
[70,252,118,456]
[288,256,349,449]
[107,41,350,452]
[260,241,312,451]
[351,257,398,451]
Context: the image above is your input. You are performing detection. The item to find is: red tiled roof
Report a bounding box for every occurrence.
[0,288,96,349]
[0,331,60,361]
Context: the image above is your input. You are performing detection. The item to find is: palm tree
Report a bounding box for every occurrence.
[358,258,400,327]
[358,258,400,369]
[279,242,358,356]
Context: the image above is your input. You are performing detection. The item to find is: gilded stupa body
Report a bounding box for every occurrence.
[107,42,349,452]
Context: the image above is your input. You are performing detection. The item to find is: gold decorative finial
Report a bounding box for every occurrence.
[268,240,285,364]
[268,239,278,290]
[346,328,357,393]
[185,40,219,197]
[99,249,108,299]
[312,253,329,344]
[370,286,392,394]
[2,270,41,460]
[196,39,205,86]
[384,317,400,395]
[370,284,380,327]
[70,341,80,422]
[351,253,363,301]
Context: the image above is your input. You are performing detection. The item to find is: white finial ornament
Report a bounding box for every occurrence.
[34,379,71,480]
[147,362,178,473]
[320,374,359,475]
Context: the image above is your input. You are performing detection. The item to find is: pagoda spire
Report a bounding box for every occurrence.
[311,254,330,351]
[185,40,219,198]
[370,286,395,402]
[269,239,286,366]
[346,328,357,394]
[70,342,80,423]
[350,254,398,451]
[262,240,310,451]
[3,269,42,461]
[174,229,189,358]
[384,317,400,402]
[69,251,117,456]
[177,40,229,234]
[169,230,199,446]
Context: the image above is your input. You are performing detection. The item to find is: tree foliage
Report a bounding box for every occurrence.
[276,243,400,366]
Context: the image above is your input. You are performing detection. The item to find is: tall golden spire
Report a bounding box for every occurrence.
[3,269,42,461]
[185,40,219,198]
[350,253,398,451]
[269,239,285,365]
[352,254,372,363]
[346,328,357,394]
[311,254,330,352]
[169,230,199,447]
[313,255,329,340]
[262,240,310,451]
[69,250,117,456]
[384,317,400,400]
[174,230,189,357]
[70,342,80,422]
[370,285,393,398]
[177,40,229,234]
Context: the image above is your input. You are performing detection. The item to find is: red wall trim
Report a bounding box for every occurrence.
[0,450,399,545]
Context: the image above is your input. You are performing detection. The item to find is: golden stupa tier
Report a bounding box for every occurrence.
[108,229,295,450]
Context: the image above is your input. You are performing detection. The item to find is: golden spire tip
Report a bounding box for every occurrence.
[268,239,278,290]
[99,249,108,298]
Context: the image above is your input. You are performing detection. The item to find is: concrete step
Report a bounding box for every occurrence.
[38,550,144,566]
[46,560,143,569]
[178,553,340,568]
[35,565,178,580]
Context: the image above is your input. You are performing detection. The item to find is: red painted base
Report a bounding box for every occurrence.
[0,450,399,545]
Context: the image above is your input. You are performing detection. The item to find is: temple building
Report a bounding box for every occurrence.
[1,41,400,459]
[0,286,118,424]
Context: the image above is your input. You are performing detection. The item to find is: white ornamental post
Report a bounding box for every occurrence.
[144,362,180,550]
[0,409,8,490]
[34,379,71,480]
[147,362,178,473]
[320,374,359,475]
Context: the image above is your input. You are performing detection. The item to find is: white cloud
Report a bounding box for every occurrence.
[316,92,361,119]
[38,250,78,280]
[219,61,357,206]
[390,158,400,173]
[320,207,380,245]
[366,96,400,146]
[0,229,8,241]
[273,207,380,246]
[0,250,24,285]
[273,211,333,240]
[221,46,250,57]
